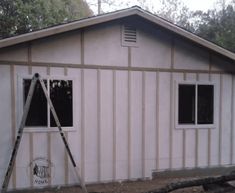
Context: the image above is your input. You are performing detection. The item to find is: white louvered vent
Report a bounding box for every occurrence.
[122,25,138,47]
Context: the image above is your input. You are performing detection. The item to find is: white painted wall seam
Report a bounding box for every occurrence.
[182,73,187,168]
[219,74,223,166]
[208,69,212,167]
[112,70,116,180]
[230,75,234,164]
[10,65,16,188]
[195,73,199,168]
[156,71,159,170]
[81,30,84,65]
[28,47,34,188]
[141,71,146,178]
[127,70,131,179]
[169,72,173,169]
[97,69,101,182]
[64,67,69,185]
[81,69,85,180]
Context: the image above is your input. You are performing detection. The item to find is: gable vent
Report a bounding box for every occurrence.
[122,25,138,47]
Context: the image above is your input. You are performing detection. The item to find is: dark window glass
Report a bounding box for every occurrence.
[24,79,47,126]
[178,84,195,124]
[197,85,214,124]
[50,80,73,127]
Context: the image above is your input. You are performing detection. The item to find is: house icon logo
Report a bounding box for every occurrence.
[29,157,54,186]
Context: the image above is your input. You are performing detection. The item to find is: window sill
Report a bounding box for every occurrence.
[175,124,216,129]
[23,127,76,133]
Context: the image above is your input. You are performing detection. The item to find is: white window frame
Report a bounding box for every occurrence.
[175,81,216,129]
[17,74,76,132]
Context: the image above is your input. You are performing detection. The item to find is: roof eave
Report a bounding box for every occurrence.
[0,8,138,49]
[136,9,235,61]
[0,7,235,62]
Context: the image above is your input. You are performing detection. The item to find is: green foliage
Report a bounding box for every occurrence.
[0,0,92,39]
[156,0,191,28]
[193,4,235,52]
[155,0,235,52]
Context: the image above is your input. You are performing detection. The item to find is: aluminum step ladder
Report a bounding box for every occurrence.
[1,73,87,193]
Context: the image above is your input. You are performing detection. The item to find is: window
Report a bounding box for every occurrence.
[177,82,214,128]
[23,79,73,127]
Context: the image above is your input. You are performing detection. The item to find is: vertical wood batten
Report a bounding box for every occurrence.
[128,47,131,67]
[182,73,187,168]
[127,45,132,179]
[28,46,34,187]
[219,74,223,165]
[46,66,52,186]
[195,73,199,168]
[10,65,16,188]
[80,28,85,180]
[64,132,69,185]
[81,69,85,180]
[230,75,234,164]
[127,70,131,179]
[64,68,68,185]
[156,71,159,170]
[169,72,173,169]
[97,69,101,181]
[81,30,85,65]
[28,42,32,74]
[169,37,174,169]
[112,70,116,180]
[141,71,146,177]
[208,66,212,167]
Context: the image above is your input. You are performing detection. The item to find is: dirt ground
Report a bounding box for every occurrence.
[10,177,205,193]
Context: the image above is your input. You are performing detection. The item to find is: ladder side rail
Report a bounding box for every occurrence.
[38,75,88,193]
[38,76,76,167]
[1,74,38,193]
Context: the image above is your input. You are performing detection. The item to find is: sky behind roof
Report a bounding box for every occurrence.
[86,0,232,14]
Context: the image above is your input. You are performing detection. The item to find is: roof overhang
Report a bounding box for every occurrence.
[0,6,235,61]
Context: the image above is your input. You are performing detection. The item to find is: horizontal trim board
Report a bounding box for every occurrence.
[153,166,235,179]
[0,61,233,74]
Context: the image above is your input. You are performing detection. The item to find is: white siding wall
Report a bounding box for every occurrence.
[1,21,235,191]
[84,24,128,67]
[32,32,82,64]
[0,65,12,187]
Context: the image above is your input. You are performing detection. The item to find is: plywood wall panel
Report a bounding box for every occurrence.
[211,55,235,72]
[130,71,142,178]
[50,133,65,185]
[197,130,208,167]
[0,65,13,187]
[84,24,128,67]
[115,71,128,180]
[131,29,171,68]
[174,39,209,70]
[172,73,184,169]
[185,130,196,168]
[32,32,81,64]
[100,70,113,181]
[67,68,81,184]
[144,72,157,177]
[209,74,220,166]
[0,45,28,62]
[84,69,98,182]
[158,72,171,169]
[183,73,197,168]
[15,133,30,188]
[220,74,232,165]
[232,75,235,164]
